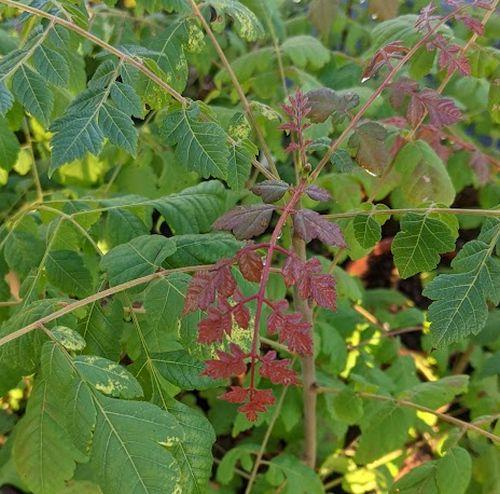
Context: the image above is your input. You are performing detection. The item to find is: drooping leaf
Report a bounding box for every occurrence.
[305,87,359,124]
[213,204,276,240]
[293,209,346,247]
[423,221,500,347]
[12,343,83,494]
[0,82,14,116]
[141,274,189,352]
[348,121,390,176]
[392,140,455,207]
[356,401,414,464]
[151,350,219,390]
[100,235,177,286]
[251,179,290,203]
[392,212,457,278]
[402,375,469,409]
[78,298,124,361]
[227,138,256,191]
[267,454,324,494]
[86,394,183,494]
[169,401,215,494]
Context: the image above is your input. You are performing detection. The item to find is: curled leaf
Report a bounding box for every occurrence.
[305,185,331,202]
[251,179,290,203]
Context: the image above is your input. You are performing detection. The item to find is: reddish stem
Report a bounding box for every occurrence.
[248,181,307,394]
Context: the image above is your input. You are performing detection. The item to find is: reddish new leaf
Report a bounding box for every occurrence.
[470,150,491,185]
[238,388,275,421]
[348,121,390,176]
[388,77,419,109]
[419,89,462,128]
[220,386,248,403]
[305,185,331,202]
[213,204,276,240]
[362,41,408,80]
[437,42,470,76]
[457,14,484,35]
[308,273,336,310]
[184,261,236,314]
[237,249,263,282]
[293,209,346,247]
[233,302,250,329]
[203,343,247,379]
[417,125,450,162]
[415,3,439,32]
[267,300,289,334]
[279,313,313,355]
[282,254,304,287]
[251,180,290,203]
[259,351,297,385]
[286,257,337,309]
[198,305,232,343]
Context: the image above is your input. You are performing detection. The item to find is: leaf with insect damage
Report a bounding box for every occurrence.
[213,204,276,240]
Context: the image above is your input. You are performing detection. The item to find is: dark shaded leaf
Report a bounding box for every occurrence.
[213,204,276,240]
[251,179,289,203]
[293,209,346,247]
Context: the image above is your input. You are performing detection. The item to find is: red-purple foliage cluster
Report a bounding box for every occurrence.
[182,239,339,420]
[181,91,346,421]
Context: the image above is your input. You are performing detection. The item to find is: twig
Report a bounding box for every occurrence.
[187,0,280,178]
[0,264,214,349]
[245,381,292,494]
[407,0,499,140]
[309,6,467,183]
[292,232,317,469]
[0,0,187,104]
[316,387,500,443]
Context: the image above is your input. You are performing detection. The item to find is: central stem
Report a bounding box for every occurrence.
[248,182,307,394]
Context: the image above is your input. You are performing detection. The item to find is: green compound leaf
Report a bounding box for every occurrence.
[392,212,457,279]
[163,104,230,180]
[100,235,177,286]
[390,447,471,494]
[267,454,324,494]
[423,220,500,347]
